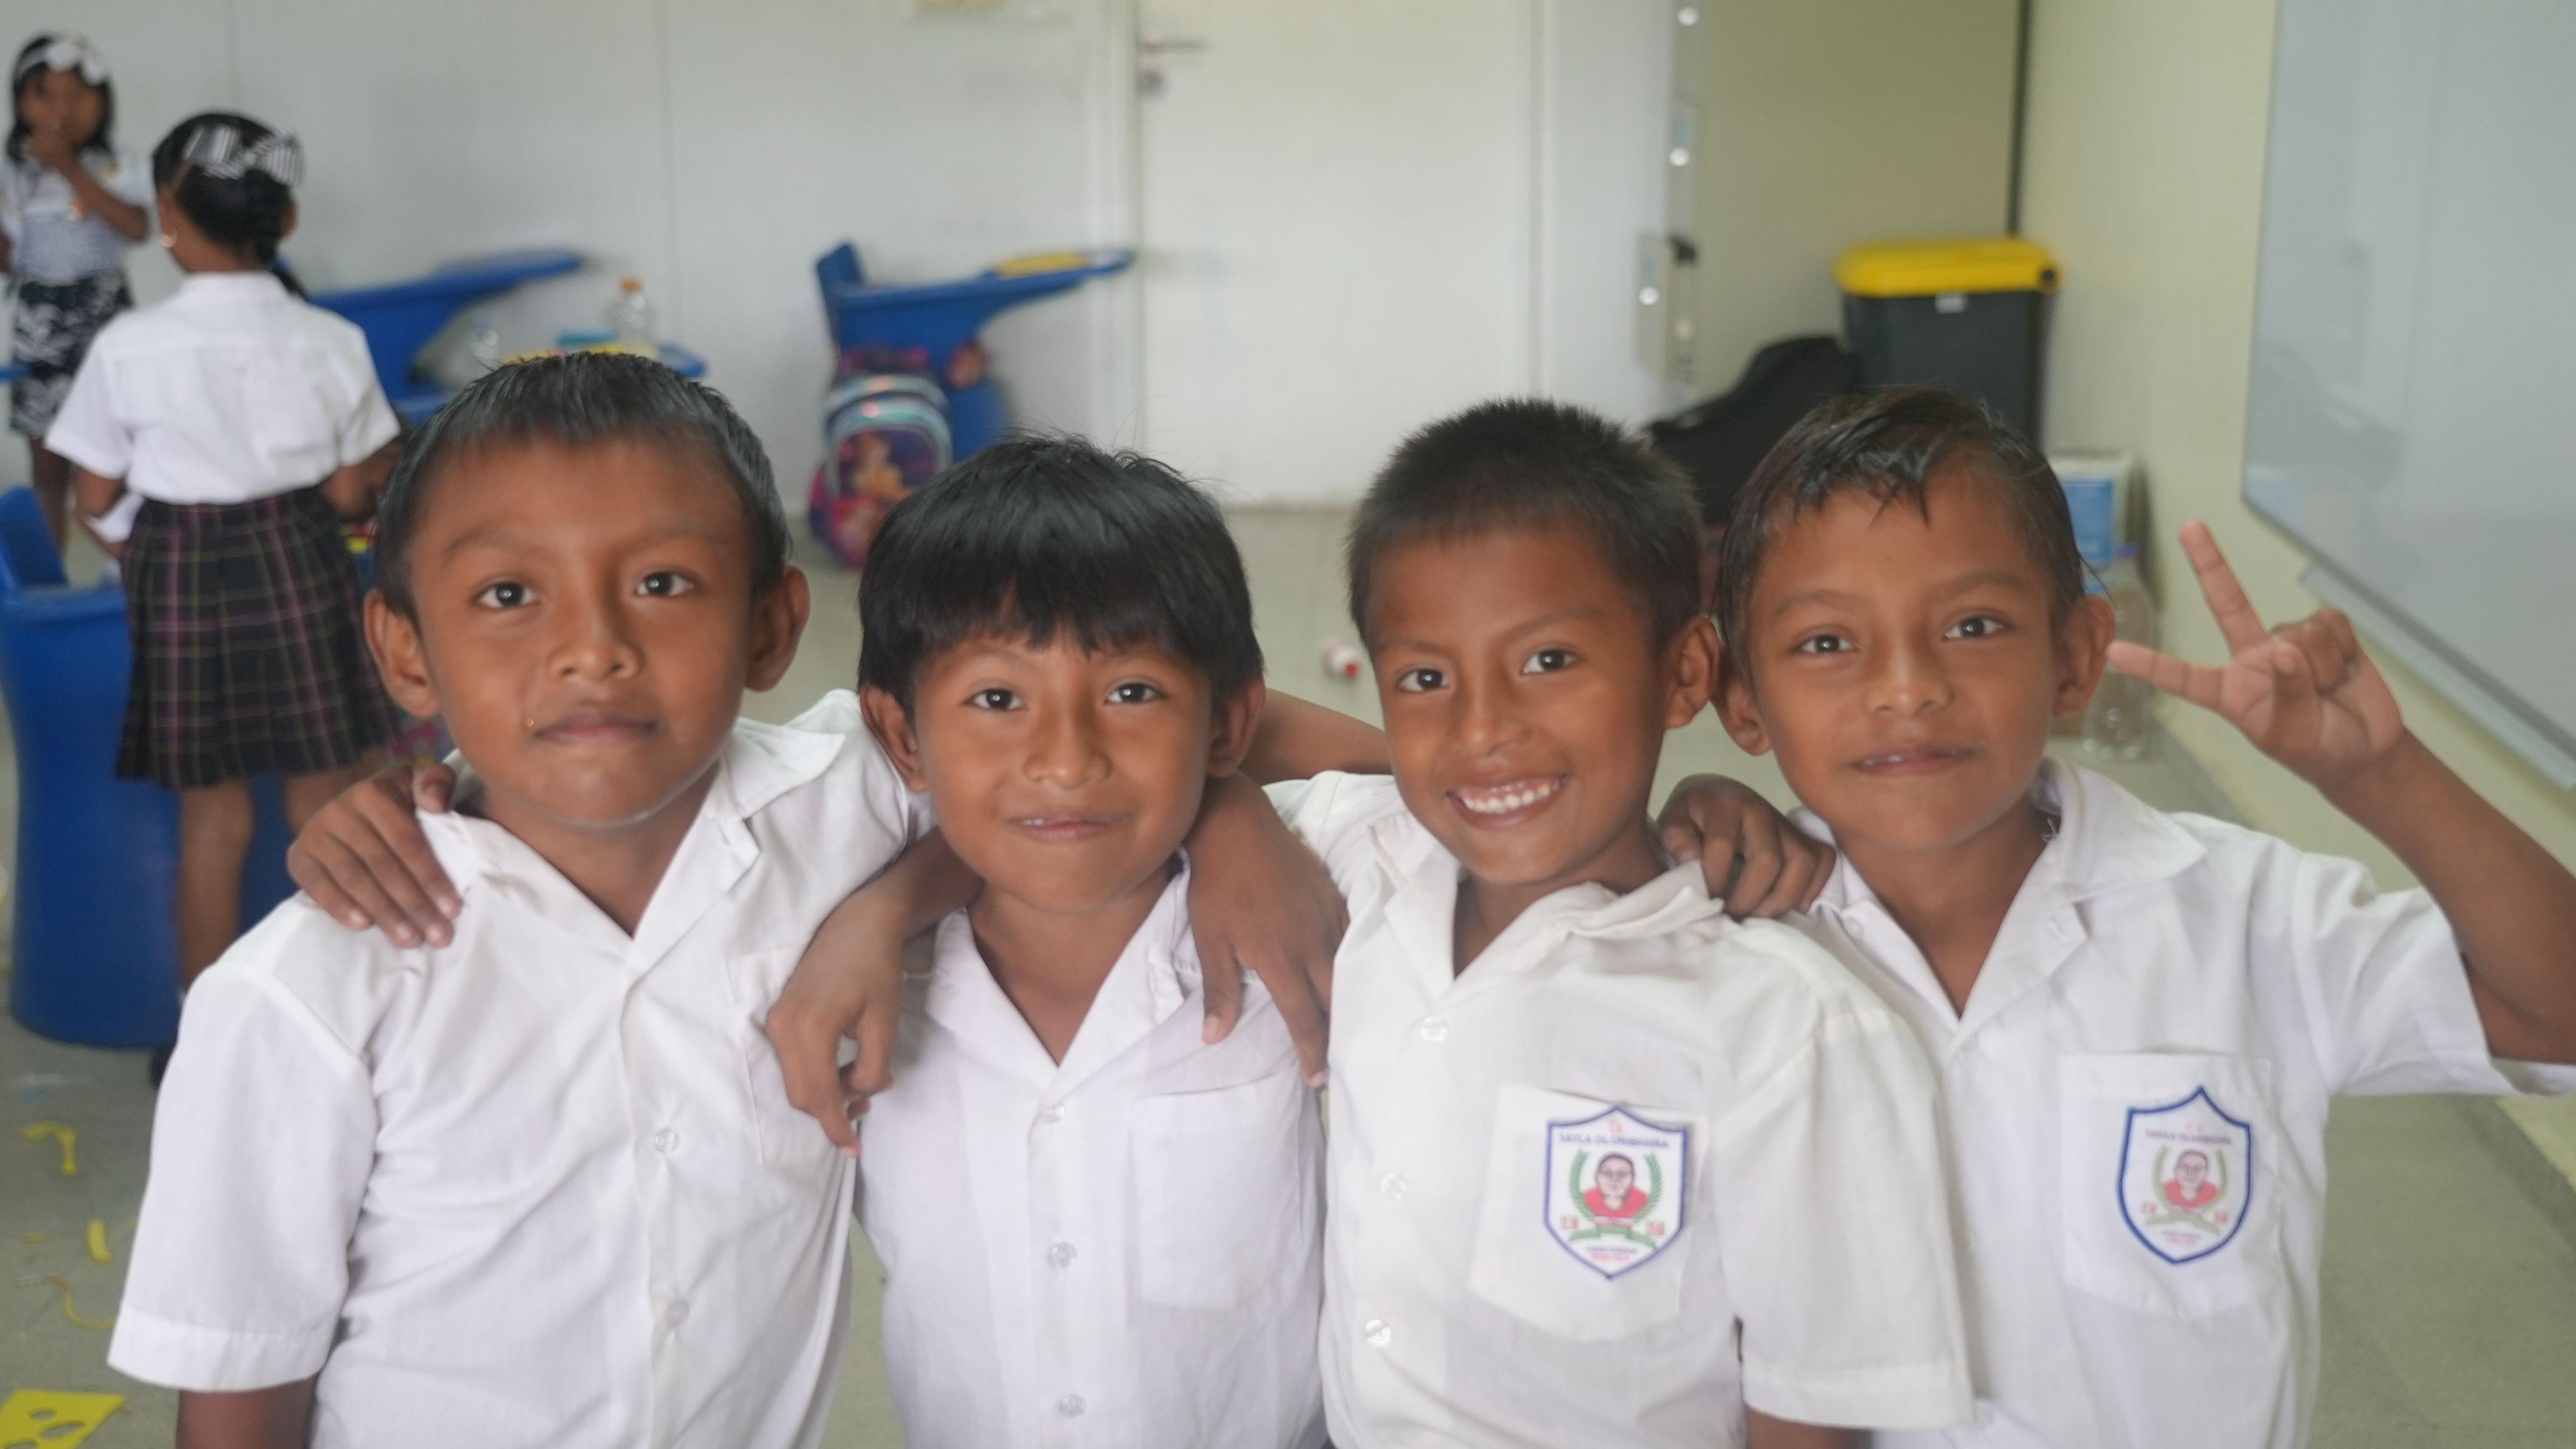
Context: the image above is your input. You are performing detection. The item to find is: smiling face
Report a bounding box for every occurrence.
[367,437,806,853]
[1365,525,1716,914]
[863,634,1259,921]
[1716,464,2109,865]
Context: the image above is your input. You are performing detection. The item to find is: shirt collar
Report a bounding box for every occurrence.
[174,270,290,304]
[1802,756,2209,920]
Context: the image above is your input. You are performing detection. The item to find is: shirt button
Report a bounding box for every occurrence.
[1048,1242,1077,1268]
[1036,1105,1064,1124]
[1056,1394,1086,1418]
[1416,1017,1448,1043]
[1380,1173,1406,1201]
[1363,1317,1392,1349]
[651,1127,680,1155]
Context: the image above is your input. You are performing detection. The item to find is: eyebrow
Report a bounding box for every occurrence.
[1766,567,2033,618]
[439,519,739,564]
[1372,603,1610,655]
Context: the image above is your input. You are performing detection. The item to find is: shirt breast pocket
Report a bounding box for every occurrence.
[724,945,848,1175]
[2058,1052,2286,1317]
[1132,1077,1320,1312]
[1468,1085,1701,1343]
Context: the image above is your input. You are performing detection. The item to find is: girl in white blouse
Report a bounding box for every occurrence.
[49,112,400,1002]
[2,33,148,544]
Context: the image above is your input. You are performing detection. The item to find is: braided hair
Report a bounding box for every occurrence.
[152,112,303,282]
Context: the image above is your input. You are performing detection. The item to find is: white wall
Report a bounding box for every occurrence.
[4,0,1126,499]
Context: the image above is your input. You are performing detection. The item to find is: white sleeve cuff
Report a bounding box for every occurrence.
[2498,1058,2576,1096]
[1741,1352,1973,1431]
[107,1309,334,1392]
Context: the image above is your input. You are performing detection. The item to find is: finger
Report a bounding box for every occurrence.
[2290,612,2360,691]
[1200,945,1246,1046]
[1724,832,1784,917]
[1755,841,1823,919]
[346,831,451,947]
[1658,813,1706,864]
[413,763,457,814]
[1266,963,1331,1088]
[848,1001,896,1103]
[770,1008,862,1156]
[2176,521,2271,654]
[311,837,421,945]
[287,843,375,931]
[2267,637,2318,705]
[355,784,462,920]
[1792,843,1837,910]
[2106,640,2229,711]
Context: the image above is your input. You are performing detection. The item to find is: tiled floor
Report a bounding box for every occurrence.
[5,510,2574,1447]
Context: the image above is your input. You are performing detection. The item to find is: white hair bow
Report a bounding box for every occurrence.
[180,122,303,190]
[13,33,107,88]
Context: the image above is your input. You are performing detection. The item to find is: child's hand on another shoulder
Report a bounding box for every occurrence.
[285,762,463,947]
[1657,775,1835,918]
[2107,522,2408,796]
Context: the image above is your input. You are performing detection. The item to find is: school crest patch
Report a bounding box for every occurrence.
[1544,1105,1687,1278]
[2118,1085,2253,1264]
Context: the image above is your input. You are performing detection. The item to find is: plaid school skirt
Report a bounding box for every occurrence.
[117,488,396,789]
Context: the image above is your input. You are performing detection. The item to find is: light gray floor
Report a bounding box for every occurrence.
[5,510,2574,1447]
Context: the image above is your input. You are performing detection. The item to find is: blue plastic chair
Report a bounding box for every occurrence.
[309,247,583,420]
[812,243,1135,457]
[0,489,295,1047]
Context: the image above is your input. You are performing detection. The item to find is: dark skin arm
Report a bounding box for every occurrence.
[1745,1411,1854,1449]
[177,1381,313,1449]
[319,436,405,520]
[2112,523,2576,1064]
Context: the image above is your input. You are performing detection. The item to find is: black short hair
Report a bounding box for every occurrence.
[1716,386,2084,666]
[1346,398,1703,644]
[857,435,1262,712]
[373,352,789,617]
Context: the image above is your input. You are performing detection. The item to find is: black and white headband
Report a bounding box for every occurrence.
[13,33,107,89]
[179,121,303,190]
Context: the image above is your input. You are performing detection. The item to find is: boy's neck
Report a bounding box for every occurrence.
[469,767,721,938]
[1841,798,2054,1015]
[968,857,1179,1065]
[1452,818,1666,975]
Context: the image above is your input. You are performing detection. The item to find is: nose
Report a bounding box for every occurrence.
[1450,668,1525,756]
[1024,699,1110,790]
[1862,631,1953,718]
[549,581,643,685]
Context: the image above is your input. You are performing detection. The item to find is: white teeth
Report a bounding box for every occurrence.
[1455,778,1562,816]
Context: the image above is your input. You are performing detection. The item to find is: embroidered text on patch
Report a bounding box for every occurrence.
[1544,1106,1688,1278]
[2117,1085,2254,1264]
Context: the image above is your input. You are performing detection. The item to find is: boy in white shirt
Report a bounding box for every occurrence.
[1284,401,1971,1448]
[113,358,1345,1449]
[1702,386,2576,1447]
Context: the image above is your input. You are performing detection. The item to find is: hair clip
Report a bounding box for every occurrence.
[180,123,303,190]
[13,33,108,89]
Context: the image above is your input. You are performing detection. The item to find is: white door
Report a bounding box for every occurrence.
[1130,0,1675,505]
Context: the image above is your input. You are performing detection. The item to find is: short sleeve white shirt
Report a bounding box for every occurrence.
[45,270,398,504]
[1275,773,1971,1448]
[0,148,149,283]
[859,860,1328,1449]
[1800,760,2576,1449]
[111,693,927,1449]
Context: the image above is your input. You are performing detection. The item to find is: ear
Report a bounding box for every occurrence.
[2054,593,2117,721]
[1660,615,1721,731]
[364,592,442,721]
[744,564,811,693]
[1711,644,1775,757]
[278,197,300,244]
[1205,677,1267,779]
[858,684,931,793]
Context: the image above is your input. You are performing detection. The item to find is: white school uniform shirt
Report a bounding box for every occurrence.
[44,269,397,504]
[111,693,926,1449]
[858,851,1327,1449]
[1795,759,2576,1449]
[0,148,149,283]
[1272,772,1972,1448]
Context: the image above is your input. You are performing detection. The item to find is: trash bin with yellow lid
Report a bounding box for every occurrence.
[1837,237,2058,438]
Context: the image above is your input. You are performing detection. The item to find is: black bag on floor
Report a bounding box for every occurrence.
[1650,335,1861,527]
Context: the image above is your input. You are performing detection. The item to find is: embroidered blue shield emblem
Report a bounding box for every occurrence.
[1544,1105,1688,1278]
[2117,1086,2253,1265]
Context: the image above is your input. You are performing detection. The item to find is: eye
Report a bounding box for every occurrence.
[1945,614,2008,640]
[1394,665,1447,693]
[637,570,697,599]
[968,688,1021,712]
[1792,631,1851,656]
[473,580,533,610]
[1107,680,1165,705]
[1521,647,1578,674]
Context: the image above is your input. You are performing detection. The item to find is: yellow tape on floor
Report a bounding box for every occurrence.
[0,1389,123,1447]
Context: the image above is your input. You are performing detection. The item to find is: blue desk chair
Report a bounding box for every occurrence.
[309,247,583,422]
[0,489,295,1047]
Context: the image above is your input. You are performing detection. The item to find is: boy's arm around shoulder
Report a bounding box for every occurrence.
[112,912,378,1399]
[178,1382,317,1449]
[1704,922,1973,1432]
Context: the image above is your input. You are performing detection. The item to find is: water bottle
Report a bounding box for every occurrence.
[465,310,504,373]
[2084,544,2157,758]
[607,276,654,348]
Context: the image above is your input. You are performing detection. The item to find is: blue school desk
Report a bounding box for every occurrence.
[0,488,295,1048]
[307,248,583,422]
[813,244,1135,457]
